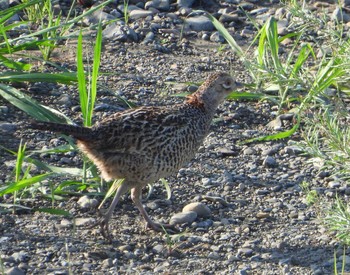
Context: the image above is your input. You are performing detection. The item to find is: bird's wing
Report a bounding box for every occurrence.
[91,106,190,153]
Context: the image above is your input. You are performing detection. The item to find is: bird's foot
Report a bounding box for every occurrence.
[145,221,179,234]
[86,211,113,241]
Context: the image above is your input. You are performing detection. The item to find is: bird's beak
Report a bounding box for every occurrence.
[235,81,244,88]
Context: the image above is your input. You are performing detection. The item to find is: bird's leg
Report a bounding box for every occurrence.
[93,181,130,240]
[131,187,178,234]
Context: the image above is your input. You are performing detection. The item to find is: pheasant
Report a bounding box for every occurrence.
[30,72,240,239]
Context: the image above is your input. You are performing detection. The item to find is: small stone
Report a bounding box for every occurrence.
[284,145,303,155]
[177,0,195,8]
[75,218,95,227]
[101,258,113,268]
[0,0,9,10]
[277,19,288,35]
[0,123,17,133]
[243,147,255,155]
[60,219,73,228]
[208,252,220,260]
[129,9,154,20]
[256,212,270,219]
[237,248,254,257]
[219,13,239,23]
[201,178,212,186]
[170,211,197,225]
[87,10,115,25]
[152,244,164,254]
[57,94,72,106]
[77,195,99,209]
[263,156,278,168]
[328,181,341,188]
[256,189,270,196]
[11,252,29,263]
[5,267,25,275]
[145,0,170,11]
[227,254,240,262]
[210,31,225,43]
[186,15,215,32]
[332,7,350,23]
[183,202,211,218]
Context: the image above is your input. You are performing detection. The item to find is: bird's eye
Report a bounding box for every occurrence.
[222,80,232,89]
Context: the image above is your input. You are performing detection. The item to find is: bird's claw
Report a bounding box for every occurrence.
[86,211,112,241]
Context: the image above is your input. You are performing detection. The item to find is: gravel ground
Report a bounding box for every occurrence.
[1,0,350,274]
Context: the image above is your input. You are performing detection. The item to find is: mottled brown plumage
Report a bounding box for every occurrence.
[30,72,240,239]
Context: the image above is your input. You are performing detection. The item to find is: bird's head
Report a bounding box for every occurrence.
[187,72,242,110]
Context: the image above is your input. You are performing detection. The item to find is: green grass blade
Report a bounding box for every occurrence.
[160,178,172,200]
[226,91,271,100]
[257,23,267,66]
[88,23,102,126]
[0,173,54,195]
[0,0,115,49]
[291,43,314,77]
[204,12,243,57]
[0,84,72,123]
[242,118,300,144]
[15,140,26,182]
[29,144,75,154]
[0,72,77,84]
[98,179,125,209]
[77,30,88,125]
[0,55,32,71]
[28,158,83,176]
[265,17,283,74]
[0,0,42,18]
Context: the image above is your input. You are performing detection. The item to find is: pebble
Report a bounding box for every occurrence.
[237,248,254,257]
[101,258,113,268]
[75,217,95,226]
[11,252,29,263]
[177,0,195,8]
[152,244,164,254]
[332,7,350,23]
[5,267,25,275]
[243,147,255,155]
[183,202,211,217]
[0,122,17,133]
[210,31,225,43]
[185,15,215,32]
[145,0,170,11]
[77,195,99,208]
[129,9,154,20]
[263,156,278,168]
[208,252,221,260]
[169,211,197,225]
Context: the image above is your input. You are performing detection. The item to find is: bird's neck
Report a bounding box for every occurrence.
[186,92,219,115]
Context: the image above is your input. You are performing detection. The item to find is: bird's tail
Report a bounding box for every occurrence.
[29,121,93,141]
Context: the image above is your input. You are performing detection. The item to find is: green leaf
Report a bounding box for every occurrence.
[226,91,269,100]
[0,173,54,195]
[160,178,172,200]
[28,158,83,176]
[0,84,72,123]
[0,54,32,71]
[89,23,102,126]
[203,12,243,57]
[0,72,77,84]
[242,119,300,144]
[98,179,125,209]
[77,30,88,125]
